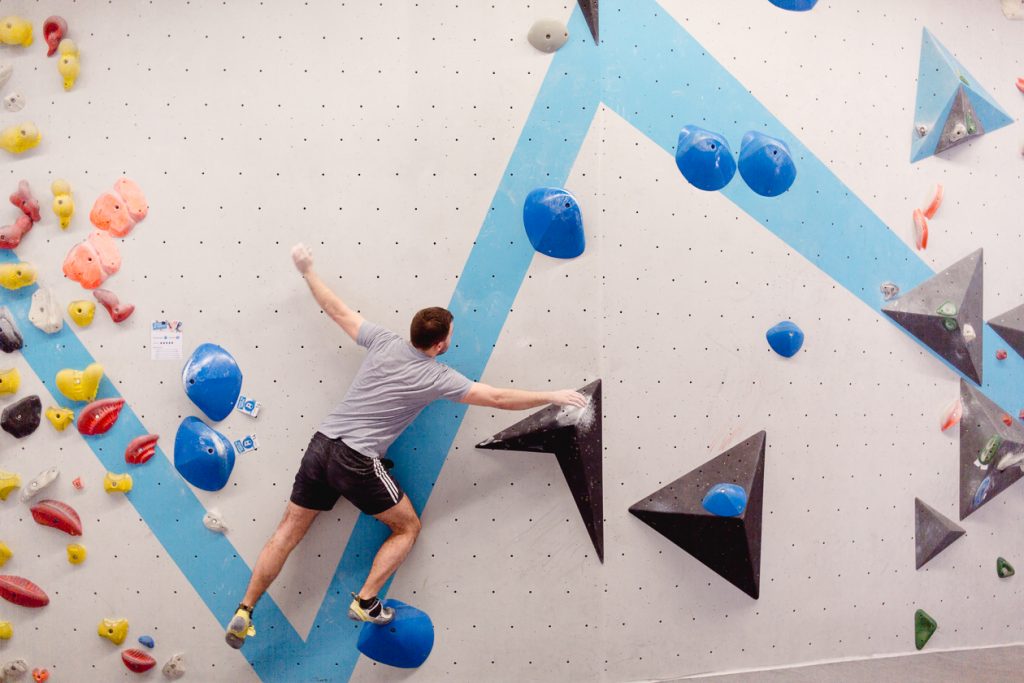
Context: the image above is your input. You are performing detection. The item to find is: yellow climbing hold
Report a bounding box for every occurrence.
[0,262,37,290]
[0,471,21,501]
[45,406,75,431]
[103,472,132,494]
[0,620,11,640]
[0,16,33,47]
[0,540,12,566]
[66,543,87,565]
[98,618,129,645]
[56,363,103,402]
[57,39,79,91]
[52,179,74,229]
[0,367,19,394]
[67,300,95,327]
[0,122,41,155]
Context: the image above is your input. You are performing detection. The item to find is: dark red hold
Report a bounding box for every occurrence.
[93,289,135,323]
[9,180,41,223]
[78,398,126,435]
[30,499,83,536]
[42,16,67,57]
[996,349,1008,361]
[0,575,50,608]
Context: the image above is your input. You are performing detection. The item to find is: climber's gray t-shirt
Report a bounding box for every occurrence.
[317,321,473,459]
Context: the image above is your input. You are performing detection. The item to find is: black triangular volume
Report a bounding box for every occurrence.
[988,303,1024,359]
[882,249,983,384]
[577,0,599,44]
[477,380,603,561]
[958,379,1024,519]
[628,431,766,599]
[914,498,965,569]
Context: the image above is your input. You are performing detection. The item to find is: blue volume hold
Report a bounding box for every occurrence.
[674,126,736,191]
[766,320,804,357]
[738,131,797,197]
[522,188,586,259]
[138,635,155,649]
[182,343,244,422]
[173,416,236,491]
[701,483,748,517]
[767,0,818,10]
[356,599,435,669]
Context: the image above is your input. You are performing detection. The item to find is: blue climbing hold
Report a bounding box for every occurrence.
[173,416,236,491]
[674,126,736,192]
[522,188,585,259]
[766,321,804,358]
[738,131,797,197]
[138,635,155,648]
[767,0,818,10]
[182,343,243,422]
[356,599,434,669]
[702,483,748,517]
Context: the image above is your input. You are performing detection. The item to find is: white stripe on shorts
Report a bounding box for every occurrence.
[373,458,399,504]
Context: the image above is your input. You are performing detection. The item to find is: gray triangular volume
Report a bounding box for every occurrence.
[934,85,985,155]
[988,303,1024,359]
[882,249,984,384]
[915,498,965,569]
[958,379,1024,519]
[577,0,598,44]
[628,431,766,599]
[476,380,603,561]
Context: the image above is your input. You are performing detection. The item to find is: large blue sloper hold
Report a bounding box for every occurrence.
[356,600,434,668]
[182,343,243,422]
[767,0,818,10]
[702,483,748,517]
[174,416,236,491]
[766,320,804,357]
[522,188,586,259]
[738,131,797,197]
[674,125,736,191]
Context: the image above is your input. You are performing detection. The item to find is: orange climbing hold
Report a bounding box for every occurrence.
[922,184,943,220]
[940,398,962,432]
[913,209,928,250]
[1017,78,1024,94]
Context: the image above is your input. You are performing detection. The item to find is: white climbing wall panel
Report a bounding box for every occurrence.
[0,0,1022,681]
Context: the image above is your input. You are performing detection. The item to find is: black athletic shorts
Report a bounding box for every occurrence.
[290,432,404,515]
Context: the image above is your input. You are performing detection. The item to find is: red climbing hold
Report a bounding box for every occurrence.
[121,648,157,673]
[913,209,928,250]
[0,575,49,608]
[996,349,1008,360]
[125,434,159,464]
[30,499,83,536]
[77,398,125,435]
[922,184,943,220]
[93,289,135,323]
[1017,78,1024,94]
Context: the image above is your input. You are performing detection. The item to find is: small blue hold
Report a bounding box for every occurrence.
[702,483,748,517]
[522,188,585,259]
[138,635,155,649]
[738,131,797,197]
[674,125,736,191]
[973,475,993,508]
[766,320,804,358]
[356,599,434,668]
[767,0,818,10]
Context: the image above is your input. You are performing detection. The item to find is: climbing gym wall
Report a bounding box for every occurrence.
[1,0,1023,680]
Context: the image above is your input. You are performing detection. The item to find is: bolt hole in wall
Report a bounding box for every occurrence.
[0,1,1022,682]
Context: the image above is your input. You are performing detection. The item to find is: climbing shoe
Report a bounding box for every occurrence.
[347,593,395,625]
[225,607,256,649]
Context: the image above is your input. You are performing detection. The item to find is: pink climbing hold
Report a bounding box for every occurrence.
[9,180,40,223]
[1017,78,1024,94]
[913,209,928,250]
[72,476,84,490]
[997,349,1008,360]
[77,398,125,435]
[0,575,49,608]
[63,231,122,289]
[30,499,83,536]
[90,178,148,237]
[94,289,135,323]
[115,178,148,222]
[42,17,67,57]
[0,215,33,249]
[922,184,943,220]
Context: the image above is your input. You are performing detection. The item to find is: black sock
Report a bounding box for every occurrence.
[238,602,254,616]
[358,596,380,615]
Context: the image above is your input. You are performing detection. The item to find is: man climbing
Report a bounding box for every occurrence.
[225,243,587,648]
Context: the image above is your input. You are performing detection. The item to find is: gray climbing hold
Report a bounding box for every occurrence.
[527,19,569,53]
[1,395,41,439]
[629,431,766,599]
[934,86,985,155]
[882,249,983,384]
[915,498,965,569]
[958,379,1024,519]
[0,307,23,353]
[476,380,604,562]
[988,303,1024,359]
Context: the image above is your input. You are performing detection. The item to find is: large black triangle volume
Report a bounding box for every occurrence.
[882,249,983,384]
[476,380,603,562]
[988,303,1024,359]
[915,498,965,569]
[628,431,766,599]
[958,379,1024,519]
[577,0,598,44]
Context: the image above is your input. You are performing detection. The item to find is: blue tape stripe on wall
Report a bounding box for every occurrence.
[3,2,1019,681]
